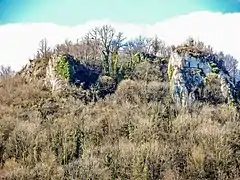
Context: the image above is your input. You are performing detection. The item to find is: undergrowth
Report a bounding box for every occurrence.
[0,73,239,180]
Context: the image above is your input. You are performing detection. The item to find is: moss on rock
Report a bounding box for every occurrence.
[167,64,174,81]
[212,67,220,74]
[56,56,71,80]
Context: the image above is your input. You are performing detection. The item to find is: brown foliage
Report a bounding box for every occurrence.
[0,73,239,179]
[0,32,239,179]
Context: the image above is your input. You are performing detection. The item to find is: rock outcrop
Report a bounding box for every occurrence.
[19,53,100,92]
[19,58,49,82]
[236,81,240,98]
[18,49,238,106]
[168,45,237,107]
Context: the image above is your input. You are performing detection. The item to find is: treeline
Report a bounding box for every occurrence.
[33,24,239,84]
[0,24,239,83]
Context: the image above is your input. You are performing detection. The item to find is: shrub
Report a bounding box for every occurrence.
[133,61,165,82]
[97,75,116,97]
[0,60,239,180]
[203,75,226,104]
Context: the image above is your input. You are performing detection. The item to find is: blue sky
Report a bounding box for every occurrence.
[0,0,240,71]
[0,0,240,25]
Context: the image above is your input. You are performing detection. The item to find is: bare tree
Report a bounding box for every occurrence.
[122,36,152,57]
[82,33,100,60]
[0,65,14,78]
[134,36,152,53]
[184,36,195,46]
[110,32,126,52]
[194,40,214,53]
[64,39,73,53]
[86,24,125,75]
[151,36,160,55]
[34,50,41,59]
[150,35,168,57]
[53,44,63,54]
[70,39,84,59]
[38,38,52,58]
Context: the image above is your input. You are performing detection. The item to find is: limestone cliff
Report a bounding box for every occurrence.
[168,45,237,107]
[19,53,100,92]
[18,49,238,106]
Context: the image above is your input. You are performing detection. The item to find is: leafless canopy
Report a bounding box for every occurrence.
[87,25,126,54]
[0,65,14,78]
[36,38,52,58]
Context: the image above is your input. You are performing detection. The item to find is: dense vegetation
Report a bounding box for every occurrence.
[0,25,240,179]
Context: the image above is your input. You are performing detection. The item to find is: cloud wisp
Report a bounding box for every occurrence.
[0,11,239,71]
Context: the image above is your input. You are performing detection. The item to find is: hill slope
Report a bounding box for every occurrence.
[0,45,240,179]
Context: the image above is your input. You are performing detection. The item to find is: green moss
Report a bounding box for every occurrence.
[228,99,235,106]
[209,61,217,67]
[56,56,71,80]
[109,51,119,79]
[167,64,174,81]
[212,67,220,74]
[132,54,141,65]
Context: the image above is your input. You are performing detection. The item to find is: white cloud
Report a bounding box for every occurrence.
[0,11,240,71]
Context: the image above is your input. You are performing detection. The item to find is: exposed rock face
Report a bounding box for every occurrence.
[46,54,101,92]
[168,46,237,107]
[236,81,240,98]
[19,58,49,82]
[45,54,68,92]
[19,53,100,92]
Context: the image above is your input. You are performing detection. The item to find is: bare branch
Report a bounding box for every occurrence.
[0,65,14,78]
[38,38,52,58]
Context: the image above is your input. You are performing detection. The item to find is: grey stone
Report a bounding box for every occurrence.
[169,49,237,107]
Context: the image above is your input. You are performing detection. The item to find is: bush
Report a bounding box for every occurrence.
[133,61,166,82]
[0,65,239,180]
[97,75,117,97]
[203,75,226,104]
